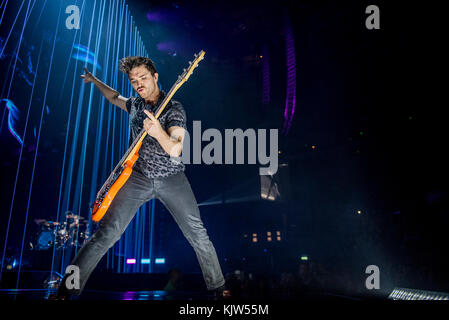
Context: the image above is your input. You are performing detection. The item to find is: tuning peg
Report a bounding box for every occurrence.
[183,68,186,72]
[194,54,198,58]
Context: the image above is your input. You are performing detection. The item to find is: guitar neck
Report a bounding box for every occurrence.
[102,49,205,188]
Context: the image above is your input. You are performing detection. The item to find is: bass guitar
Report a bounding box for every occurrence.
[91,50,205,222]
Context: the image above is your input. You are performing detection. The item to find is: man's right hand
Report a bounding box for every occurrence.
[80,67,95,83]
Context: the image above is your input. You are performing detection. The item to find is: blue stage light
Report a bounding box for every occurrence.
[72,52,102,71]
[1,99,23,145]
[141,259,150,264]
[155,258,165,264]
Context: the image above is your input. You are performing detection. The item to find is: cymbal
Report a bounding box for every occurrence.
[66,213,86,220]
[34,219,59,226]
[34,219,48,225]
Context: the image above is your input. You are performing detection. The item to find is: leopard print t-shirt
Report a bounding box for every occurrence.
[126,91,186,178]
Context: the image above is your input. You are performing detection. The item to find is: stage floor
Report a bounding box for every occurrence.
[0,289,218,300]
[0,288,372,301]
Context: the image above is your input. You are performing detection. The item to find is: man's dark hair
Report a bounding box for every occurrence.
[119,56,157,76]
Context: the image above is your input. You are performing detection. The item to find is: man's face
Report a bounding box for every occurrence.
[128,65,159,100]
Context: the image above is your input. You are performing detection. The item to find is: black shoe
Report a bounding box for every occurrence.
[46,278,74,300]
[213,284,232,300]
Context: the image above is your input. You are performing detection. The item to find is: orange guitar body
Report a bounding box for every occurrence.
[91,151,139,222]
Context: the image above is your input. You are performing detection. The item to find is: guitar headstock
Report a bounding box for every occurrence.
[175,50,205,86]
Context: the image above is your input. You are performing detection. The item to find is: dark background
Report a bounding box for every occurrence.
[1,0,447,295]
[127,0,449,293]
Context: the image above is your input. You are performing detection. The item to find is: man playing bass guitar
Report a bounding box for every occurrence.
[51,56,230,300]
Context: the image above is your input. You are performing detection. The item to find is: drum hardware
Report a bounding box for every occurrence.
[33,212,90,250]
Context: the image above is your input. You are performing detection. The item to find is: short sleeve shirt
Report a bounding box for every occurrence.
[126,91,186,178]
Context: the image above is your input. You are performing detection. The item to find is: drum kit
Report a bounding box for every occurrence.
[33,212,90,250]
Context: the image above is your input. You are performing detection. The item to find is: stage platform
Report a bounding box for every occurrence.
[0,288,216,300]
[0,288,376,301]
[0,270,389,301]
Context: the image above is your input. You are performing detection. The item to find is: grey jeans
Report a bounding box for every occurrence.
[59,169,225,295]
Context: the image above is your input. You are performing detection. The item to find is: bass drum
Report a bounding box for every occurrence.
[36,230,55,250]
